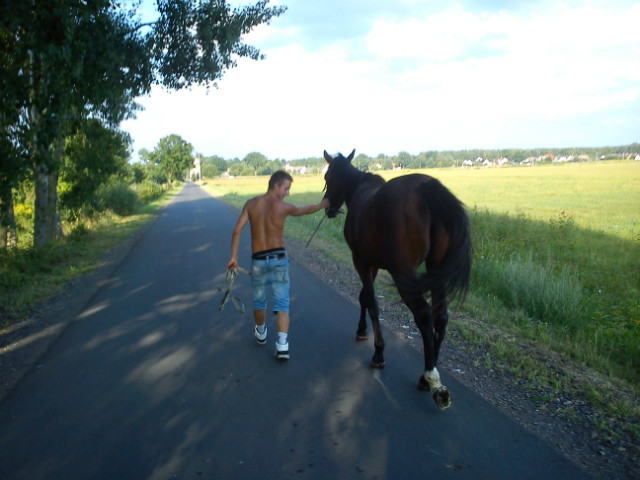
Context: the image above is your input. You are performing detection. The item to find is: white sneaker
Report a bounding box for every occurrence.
[274,341,289,360]
[254,325,267,345]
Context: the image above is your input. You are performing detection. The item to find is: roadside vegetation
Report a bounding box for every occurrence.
[203,161,640,439]
[1,1,285,325]
[0,178,180,327]
[2,128,198,327]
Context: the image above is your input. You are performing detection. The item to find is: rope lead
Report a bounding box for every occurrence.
[218,269,246,313]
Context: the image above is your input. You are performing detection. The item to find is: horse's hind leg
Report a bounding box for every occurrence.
[431,287,449,366]
[397,282,452,410]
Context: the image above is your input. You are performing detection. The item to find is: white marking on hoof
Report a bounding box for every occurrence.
[423,367,443,391]
[424,368,452,409]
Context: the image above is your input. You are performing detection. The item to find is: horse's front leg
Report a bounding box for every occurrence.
[369,291,385,368]
[355,263,384,368]
[356,288,368,340]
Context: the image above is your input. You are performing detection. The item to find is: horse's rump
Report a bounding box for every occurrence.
[414,176,472,303]
[351,173,471,304]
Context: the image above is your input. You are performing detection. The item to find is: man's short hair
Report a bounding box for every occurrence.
[268,171,293,190]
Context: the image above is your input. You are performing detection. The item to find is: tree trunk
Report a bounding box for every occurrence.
[30,57,63,248]
[0,183,18,250]
[33,159,49,248]
[33,151,63,248]
[46,137,64,240]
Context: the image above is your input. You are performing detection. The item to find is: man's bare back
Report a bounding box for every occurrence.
[227,177,328,270]
[246,194,291,253]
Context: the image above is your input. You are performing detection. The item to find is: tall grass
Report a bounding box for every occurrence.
[473,251,585,330]
[203,161,640,384]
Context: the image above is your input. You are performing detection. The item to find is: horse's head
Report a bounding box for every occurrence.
[323,149,355,218]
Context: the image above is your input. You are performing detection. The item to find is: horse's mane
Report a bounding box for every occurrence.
[333,155,385,204]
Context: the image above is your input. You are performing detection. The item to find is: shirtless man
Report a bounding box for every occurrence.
[227,171,329,360]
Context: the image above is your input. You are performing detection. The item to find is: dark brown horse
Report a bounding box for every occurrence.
[323,150,472,409]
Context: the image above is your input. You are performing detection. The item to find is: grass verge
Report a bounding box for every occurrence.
[0,184,182,328]
[201,163,640,440]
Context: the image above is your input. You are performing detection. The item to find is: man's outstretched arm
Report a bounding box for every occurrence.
[288,197,330,217]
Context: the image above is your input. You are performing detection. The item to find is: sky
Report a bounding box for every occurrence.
[121,0,640,161]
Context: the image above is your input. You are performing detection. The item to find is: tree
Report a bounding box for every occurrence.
[201,154,228,177]
[354,153,371,170]
[145,134,194,183]
[59,120,131,215]
[228,162,248,177]
[201,164,220,178]
[0,0,286,248]
[1,2,33,248]
[242,152,269,175]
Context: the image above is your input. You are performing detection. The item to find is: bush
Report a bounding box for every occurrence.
[97,180,139,216]
[132,180,164,204]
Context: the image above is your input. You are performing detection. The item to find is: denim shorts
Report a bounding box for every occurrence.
[251,253,290,313]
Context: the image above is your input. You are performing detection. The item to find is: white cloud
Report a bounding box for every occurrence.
[123,1,640,161]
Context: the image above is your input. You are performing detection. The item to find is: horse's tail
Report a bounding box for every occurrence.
[417,179,473,304]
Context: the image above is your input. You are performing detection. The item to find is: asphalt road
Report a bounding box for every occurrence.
[0,183,590,480]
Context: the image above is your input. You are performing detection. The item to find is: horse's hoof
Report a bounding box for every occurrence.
[417,375,430,391]
[370,360,385,369]
[356,333,368,341]
[433,387,452,410]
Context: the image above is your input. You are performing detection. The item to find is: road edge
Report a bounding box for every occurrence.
[0,195,175,405]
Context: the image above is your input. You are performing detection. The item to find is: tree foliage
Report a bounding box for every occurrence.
[143,134,194,183]
[59,120,131,214]
[0,0,286,248]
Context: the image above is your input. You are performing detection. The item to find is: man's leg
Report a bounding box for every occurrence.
[254,309,267,344]
[276,310,289,334]
[251,259,268,345]
[254,309,266,327]
[272,258,290,359]
[274,311,290,359]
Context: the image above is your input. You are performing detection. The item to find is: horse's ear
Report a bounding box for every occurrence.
[324,150,333,163]
[347,149,355,162]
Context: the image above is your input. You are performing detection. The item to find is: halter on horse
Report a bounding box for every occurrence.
[323,150,472,410]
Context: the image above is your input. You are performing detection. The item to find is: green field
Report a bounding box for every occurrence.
[204,161,640,390]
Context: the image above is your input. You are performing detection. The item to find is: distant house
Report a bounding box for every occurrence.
[285,162,307,174]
